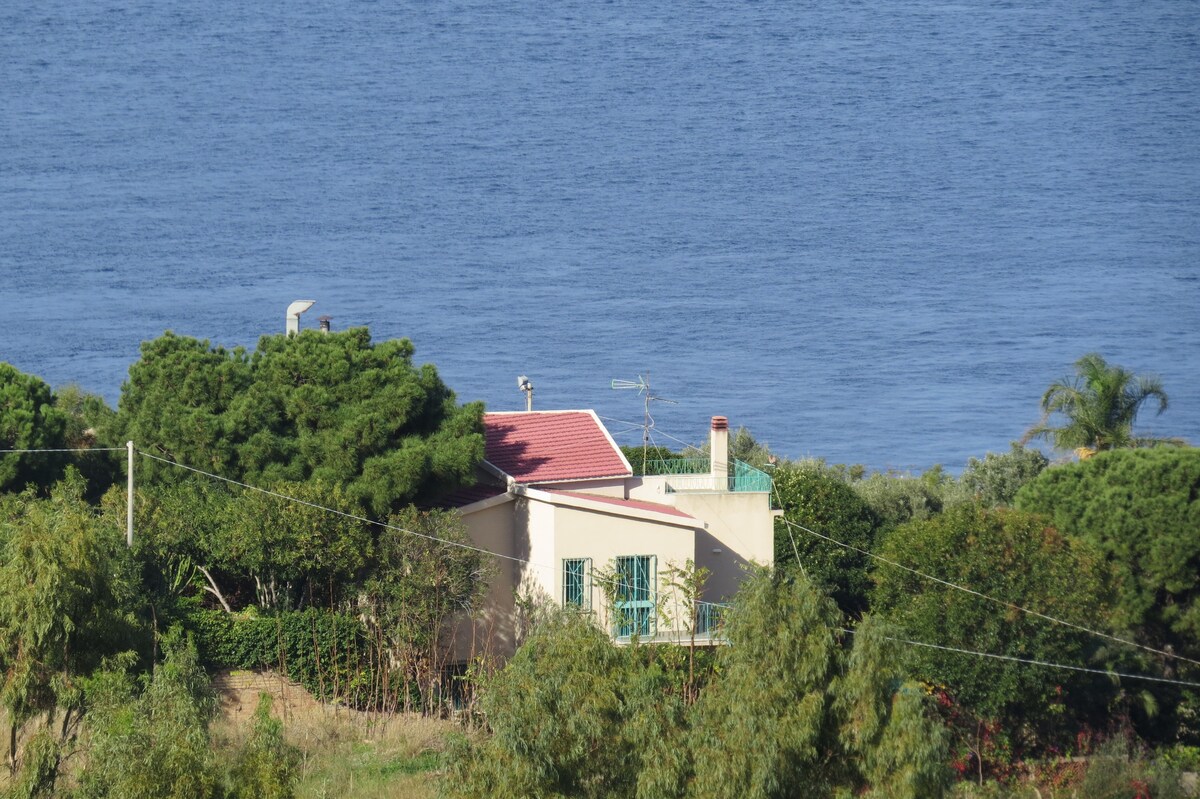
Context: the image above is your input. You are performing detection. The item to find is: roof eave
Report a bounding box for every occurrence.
[517,485,700,529]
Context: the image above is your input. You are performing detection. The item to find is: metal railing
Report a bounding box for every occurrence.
[642,458,773,493]
[694,600,728,636]
[611,598,730,643]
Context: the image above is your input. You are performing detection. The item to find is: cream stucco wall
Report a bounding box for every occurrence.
[529,477,628,497]
[454,500,519,662]
[457,474,774,661]
[670,491,774,602]
[550,503,697,636]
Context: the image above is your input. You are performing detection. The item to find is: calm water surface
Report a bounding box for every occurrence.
[2,0,1198,469]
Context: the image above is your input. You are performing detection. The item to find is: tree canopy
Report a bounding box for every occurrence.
[447,571,949,799]
[870,504,1115,758]
[1030,353,1171,452]
[1015,448,1200,658]
[772,464,880,615]
[115,329,484,516]
[0,363,70,493]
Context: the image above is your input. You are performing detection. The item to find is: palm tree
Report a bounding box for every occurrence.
[1029,353,1169,453]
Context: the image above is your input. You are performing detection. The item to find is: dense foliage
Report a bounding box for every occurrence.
[0,347,1195,795]
[116,329,484,515]
[772,464,880,615]
[447,572,950,799]
[0,476,144,773]
[0,365,70,494]
[959,443,1048,508]
[851,468,952,531]
[78,633,223,799]
[1016,448,1200,658]
[621,444,684,475]
[187,608,375,705]
[871,505,1116,762]
[1015,447,1200,746]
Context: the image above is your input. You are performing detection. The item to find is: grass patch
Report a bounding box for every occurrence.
[212,674,460,799]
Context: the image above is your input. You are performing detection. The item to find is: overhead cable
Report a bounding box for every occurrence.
[139,451,546,569]
[0,447,126,453]
[782,516,1200,667]
[840,628,1200,689]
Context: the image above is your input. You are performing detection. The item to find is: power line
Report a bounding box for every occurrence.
[0,447,125,453]
[839,628,1200,689]
[139,451,547,570]
[781,516,1200,668]
[136,449,1198,685]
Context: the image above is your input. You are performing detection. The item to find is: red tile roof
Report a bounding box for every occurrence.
[483,411,632,484]
[546,490,696,520]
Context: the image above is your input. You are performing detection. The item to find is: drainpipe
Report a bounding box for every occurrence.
[710,416,729,491]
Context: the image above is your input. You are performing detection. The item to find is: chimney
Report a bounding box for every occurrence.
[286,300,315,335]
[318,315,332,333]
[710,416,729,491]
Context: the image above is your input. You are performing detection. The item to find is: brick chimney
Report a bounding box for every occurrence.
[710,416,729,491]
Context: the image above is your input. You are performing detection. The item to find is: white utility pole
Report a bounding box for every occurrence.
[126,441,134,548]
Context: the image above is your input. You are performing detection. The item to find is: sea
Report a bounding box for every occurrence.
[2,0,1198,471]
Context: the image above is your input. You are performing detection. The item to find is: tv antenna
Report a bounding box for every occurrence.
[611,373,677,473]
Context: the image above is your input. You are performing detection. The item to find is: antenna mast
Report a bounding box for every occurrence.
[610,373,677,473]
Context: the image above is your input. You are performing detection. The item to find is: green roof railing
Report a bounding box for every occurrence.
[642,458,772,493]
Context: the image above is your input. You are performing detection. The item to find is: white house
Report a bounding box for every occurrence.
[446,411,775,661]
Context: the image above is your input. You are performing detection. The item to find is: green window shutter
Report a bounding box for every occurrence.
[615,555,655,638]
[649,554,657,636]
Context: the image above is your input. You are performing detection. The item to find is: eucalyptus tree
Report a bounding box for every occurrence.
[688,572,948,799]
[1030,353,1170,453]
[447,571,949,799]
[0,474,142,777]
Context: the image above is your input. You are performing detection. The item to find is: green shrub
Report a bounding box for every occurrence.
[78,631,223,799]
[227,694,301,799]
[851,470,948,530]
[872,505,1115,759]
[960,443,1048,508]
[1078,738,1188,799]
[772,465,881,615]
[187,608,376,706]
[447,573,951,799]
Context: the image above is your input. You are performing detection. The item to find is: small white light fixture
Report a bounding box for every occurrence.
[517,375,534,412]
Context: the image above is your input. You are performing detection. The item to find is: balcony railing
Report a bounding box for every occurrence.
[642,458,772,493]
[611,599,730,644]
[694,600,729,636]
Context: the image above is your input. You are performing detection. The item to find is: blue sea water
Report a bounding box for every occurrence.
[2,0,1198,470]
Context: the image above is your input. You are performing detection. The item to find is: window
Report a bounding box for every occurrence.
[614,555,656,638]
[563,558,591,610]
